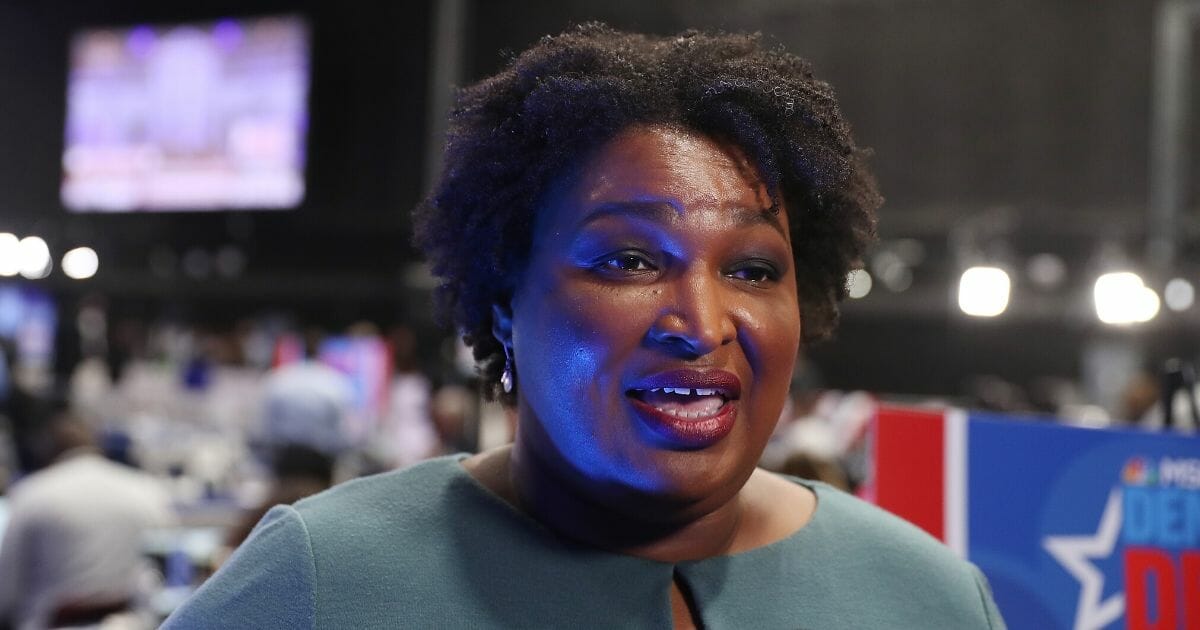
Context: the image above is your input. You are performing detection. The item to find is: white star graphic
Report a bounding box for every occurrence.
[1042,488,1125,630]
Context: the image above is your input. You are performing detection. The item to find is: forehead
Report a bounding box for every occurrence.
[562,124,772,215]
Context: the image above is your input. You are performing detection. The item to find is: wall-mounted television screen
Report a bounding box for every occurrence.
[62,14,310,212]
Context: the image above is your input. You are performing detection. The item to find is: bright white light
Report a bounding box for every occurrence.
[0,233,18,276]
[958,266,1010,317]
[1137,287,1162,321]
[847,269,872,299]
[1094,272,1159,324]
[62,246,99,280]
[17,236,51,279]
[1164,278,1194,312]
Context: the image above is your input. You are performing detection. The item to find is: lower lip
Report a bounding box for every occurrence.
[628,397,738,449]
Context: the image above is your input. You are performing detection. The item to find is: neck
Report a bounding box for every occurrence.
[506,441,747,563]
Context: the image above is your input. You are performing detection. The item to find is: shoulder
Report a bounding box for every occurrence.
[80,457,173,508]
[292,455,468,533]
[808,482,961,563]
[798,482,1005,627]
[164,457,475,629]
[286,456,495,576]
[291,456,530,625]
[6,456,98,505]
[162,504,317,629]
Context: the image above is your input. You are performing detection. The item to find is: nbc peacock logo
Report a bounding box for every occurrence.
[1120,456,1156,486]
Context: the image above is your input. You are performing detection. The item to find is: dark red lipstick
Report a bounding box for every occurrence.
[626,369,741,449]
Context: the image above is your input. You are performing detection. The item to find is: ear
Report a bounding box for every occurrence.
[491,303,513,349]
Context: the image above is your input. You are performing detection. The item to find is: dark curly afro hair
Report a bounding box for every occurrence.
[413,23,880,404]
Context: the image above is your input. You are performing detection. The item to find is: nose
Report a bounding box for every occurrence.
[647,270,736,357]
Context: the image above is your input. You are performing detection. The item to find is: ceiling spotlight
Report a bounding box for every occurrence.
[1164,278,1194,312]
[846,269,872,299]
[1094,272,1159,325]
[0,233,18,276]
[1137,288,1161,322]
[62,246,99,280]
[958,266,1011,317]
[17,236,51,279]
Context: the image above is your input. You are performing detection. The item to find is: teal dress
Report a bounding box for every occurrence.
[163,456,1005,629]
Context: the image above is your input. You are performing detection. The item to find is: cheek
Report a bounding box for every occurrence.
[739,295,802,397]
[513,277,656,408]
[514,295,594,404]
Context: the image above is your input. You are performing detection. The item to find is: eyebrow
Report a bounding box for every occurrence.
[579,200,787,238]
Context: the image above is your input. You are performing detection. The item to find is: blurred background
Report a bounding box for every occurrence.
[0,0,1197,626]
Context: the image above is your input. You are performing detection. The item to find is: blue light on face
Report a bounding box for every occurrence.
[515,286,660,491]
[509,124,800,502]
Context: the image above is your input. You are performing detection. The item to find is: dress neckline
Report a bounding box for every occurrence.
[447,453,826,565]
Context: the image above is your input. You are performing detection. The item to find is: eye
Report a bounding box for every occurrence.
[596,251,656,274]
[727,260,780,284]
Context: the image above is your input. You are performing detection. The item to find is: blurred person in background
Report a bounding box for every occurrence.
[762,357,875,491]
[164,25,1003,628]
[1134,359,1200,432]
[375,326,440,468]
[963,375,1031,414]
[223,443,334,553]
[429,383,477,455]
[0,406,173,630]
[0,339,11,415]
[0,339,15,491]
[1120,369,1161,424]
[1,338,51,476]
[258,329,353,456]
[0,425,14,494]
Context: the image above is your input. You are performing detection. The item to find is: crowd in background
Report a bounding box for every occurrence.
[0,311,1194,629]
[0,315,497,629]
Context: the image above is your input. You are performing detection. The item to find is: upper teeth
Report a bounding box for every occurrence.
[648,387,719,396]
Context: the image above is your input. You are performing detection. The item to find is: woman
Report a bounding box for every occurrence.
[165,25,1005,629]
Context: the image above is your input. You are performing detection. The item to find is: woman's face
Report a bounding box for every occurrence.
[508,124,801,510]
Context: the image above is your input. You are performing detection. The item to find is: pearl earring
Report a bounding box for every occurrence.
[500,346,514,393]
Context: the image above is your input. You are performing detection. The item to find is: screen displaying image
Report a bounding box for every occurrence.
[62,15,310,212]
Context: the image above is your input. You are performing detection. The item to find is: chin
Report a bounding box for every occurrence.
[619,443,756,507]
[528,402,765,507]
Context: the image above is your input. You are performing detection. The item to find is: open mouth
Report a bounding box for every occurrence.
[626,387,731,420]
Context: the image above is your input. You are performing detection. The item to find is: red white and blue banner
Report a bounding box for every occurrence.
[867,406,1200,630]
